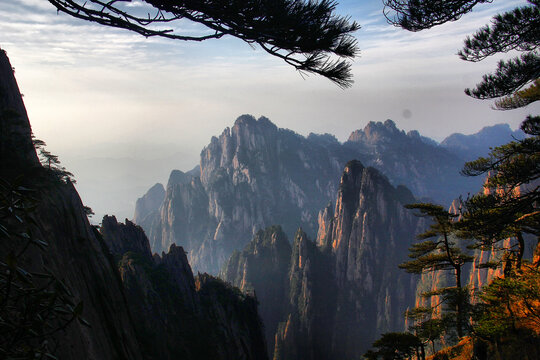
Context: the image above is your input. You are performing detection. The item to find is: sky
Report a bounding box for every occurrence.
[1,0,538,221]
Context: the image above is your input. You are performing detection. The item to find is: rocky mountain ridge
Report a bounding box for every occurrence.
[101,216,268,360]
[137,115,495,273]
[222,161,422,358]
[441,123,525,161]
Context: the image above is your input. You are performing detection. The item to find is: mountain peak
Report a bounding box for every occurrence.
[167,169,195,188]
[234,114,257,126]
[347,119,408,145]
[383,119,398,130]
[233,114,277,131]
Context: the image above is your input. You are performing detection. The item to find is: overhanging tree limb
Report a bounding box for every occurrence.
[465,52,540,99]
[47,0,360,87]
[458,4,540,62]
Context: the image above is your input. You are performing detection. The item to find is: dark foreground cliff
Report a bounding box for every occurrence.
[0,49,267,360]
[0,49,142,358]
[101,216,268,360]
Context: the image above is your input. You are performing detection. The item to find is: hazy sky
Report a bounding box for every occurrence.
[1,0,538,220]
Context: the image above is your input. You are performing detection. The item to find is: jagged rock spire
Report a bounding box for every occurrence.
[0,49,39,172]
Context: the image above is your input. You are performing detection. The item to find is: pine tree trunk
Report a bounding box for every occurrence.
[516,231,524,270]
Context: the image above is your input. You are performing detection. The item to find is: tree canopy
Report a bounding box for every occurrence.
[47,0,360,87]
[383,0,492,31]
[401,203,473,339]
[384,0,539,106]
[364,332,422,360]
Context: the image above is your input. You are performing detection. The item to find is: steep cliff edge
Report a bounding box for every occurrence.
[1,50,267,360]
[223,161,422,359]
[0,49,39,172]
[133,182,165,232]
[290,160,420,358]
[273,229,337,360]
[221,226,292,353]
[0,50,142,359]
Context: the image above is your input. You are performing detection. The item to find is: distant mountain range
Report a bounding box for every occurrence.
[135,115,519,274]
[440,123,525,161]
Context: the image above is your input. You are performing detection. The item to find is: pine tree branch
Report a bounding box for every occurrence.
[458,3,540,62]
[47,0,360,87]
[383,0,491,32]
[465,52,540,99]
[494,78,540,110]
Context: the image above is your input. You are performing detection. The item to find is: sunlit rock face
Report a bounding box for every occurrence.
[415,197,536,316]
[140,115,351,273]
[136,116,505,274]
[292,160,420,358]
[223,161,422,359]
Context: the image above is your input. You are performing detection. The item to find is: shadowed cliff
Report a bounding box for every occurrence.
[0,49,267,360]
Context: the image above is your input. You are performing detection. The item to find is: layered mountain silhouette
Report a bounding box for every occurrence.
[2,45,526,359]
[136,114,518,273]
[441,123,525,161]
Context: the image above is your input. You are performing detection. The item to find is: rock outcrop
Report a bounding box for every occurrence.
[101,217,268,360]
[221,226,292,353]
[101,215,153,258]
[143,115,352,273]
[223,161,422,359]
[133,182,165,231]
[0,49,39,171]
[344,119,479,204]
[1,48,143,360]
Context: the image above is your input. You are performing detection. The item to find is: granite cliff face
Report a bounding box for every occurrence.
[137,116,493,274]
[0,49,142,359]
[143,115,352,273]
[133,182,165,232]
[0,50,39,170]
[0,50,267,360]
[221,226,292,353]
[223,161,422,359]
